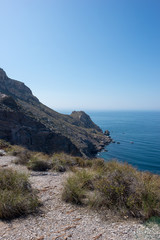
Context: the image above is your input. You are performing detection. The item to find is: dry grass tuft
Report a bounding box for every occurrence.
[0,139,12,152]
[51,153,93,172]
[11,147,51,171]
[62,169,94,204]
[0,168,40,220]
[62,160,160,220]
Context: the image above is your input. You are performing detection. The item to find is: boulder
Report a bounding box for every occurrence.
[104,130,110,136]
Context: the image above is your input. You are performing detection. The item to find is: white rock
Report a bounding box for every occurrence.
[0,149,6,156]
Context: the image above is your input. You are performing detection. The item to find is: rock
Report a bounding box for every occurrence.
[112,140,115,143]
[104,130,110,136]
[0,149,6,156]
[0,100,81,156]
[0,68,7,80]
[0,68,112,157]
[71,111,102,132]
[0,68,39,104]
[104,149,108,152]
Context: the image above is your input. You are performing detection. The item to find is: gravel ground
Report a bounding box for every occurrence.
[0,155,160,240]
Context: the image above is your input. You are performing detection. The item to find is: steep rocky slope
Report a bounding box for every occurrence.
[0,68,111,156]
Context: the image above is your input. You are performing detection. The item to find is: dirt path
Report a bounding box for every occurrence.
[0,156,160,240]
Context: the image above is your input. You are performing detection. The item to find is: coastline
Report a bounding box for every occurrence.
[89,111,160,174]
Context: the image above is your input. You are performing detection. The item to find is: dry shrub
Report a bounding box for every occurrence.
[0,168,40,220]
[27,153,51,171]
[62,169,94,204]
[13,149,31,165]
[11,148,94,173]
[27,158,51,171]
[12,149,51,171]
[51,153,93,172]
[51,153,72,172]
[0,139,11,151]
[62,160,160,220]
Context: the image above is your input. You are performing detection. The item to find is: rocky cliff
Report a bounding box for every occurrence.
[0,68,111,157]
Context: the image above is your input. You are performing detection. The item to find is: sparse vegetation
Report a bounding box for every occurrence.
[11,146,51,171]
[11,146,93,172]
[13,149,31,165]
[62,160,160,220]
[1,139,160,221]
[1,140,93,172]
[0,168,40,220]
[0,139,12,152]
[62,169,94,204]
[52,153,93,172]
[27,157,51,171]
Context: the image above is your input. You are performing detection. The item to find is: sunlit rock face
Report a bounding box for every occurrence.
[0,68,39,103]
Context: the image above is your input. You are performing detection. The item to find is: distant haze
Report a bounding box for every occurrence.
[0,0,160,111]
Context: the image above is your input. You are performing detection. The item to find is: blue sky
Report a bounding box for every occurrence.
[0,0,160,111]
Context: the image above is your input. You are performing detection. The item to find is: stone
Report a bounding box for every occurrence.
[0,149,6,156]
[104,130,110,136]
[104,149,108,152]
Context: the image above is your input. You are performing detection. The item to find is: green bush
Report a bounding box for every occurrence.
[62,160,160,220]
[27,158,51,171]
[0,168,40,219]
[62,169,94,204]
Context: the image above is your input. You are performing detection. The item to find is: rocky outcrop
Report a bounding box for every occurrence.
[0,94,81,155]
[0,68,39,104]
[0,68,111,157]
[104,130,110,136]
[70,111,102,132]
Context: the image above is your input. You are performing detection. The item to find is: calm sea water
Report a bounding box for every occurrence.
[89,111,160,174]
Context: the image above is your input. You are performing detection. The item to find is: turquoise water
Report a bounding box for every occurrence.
[89,111,160,174]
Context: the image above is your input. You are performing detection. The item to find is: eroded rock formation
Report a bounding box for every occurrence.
[0,68,111,157]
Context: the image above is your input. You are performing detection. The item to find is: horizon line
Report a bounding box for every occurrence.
[53,108,160,113]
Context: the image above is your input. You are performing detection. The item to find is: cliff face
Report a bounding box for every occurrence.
[0,94,81,155]
[0,68,111,157]
[0,69,39,103]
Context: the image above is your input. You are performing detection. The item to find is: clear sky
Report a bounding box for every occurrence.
[0,0,160,111]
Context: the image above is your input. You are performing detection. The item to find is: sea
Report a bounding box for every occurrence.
[88,111,160,175]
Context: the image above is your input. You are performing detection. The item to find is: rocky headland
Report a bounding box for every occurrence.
[0,68,111,157]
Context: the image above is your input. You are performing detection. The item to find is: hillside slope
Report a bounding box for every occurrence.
[0,68,111,156]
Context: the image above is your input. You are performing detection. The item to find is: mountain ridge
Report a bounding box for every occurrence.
[0,68,111,157]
